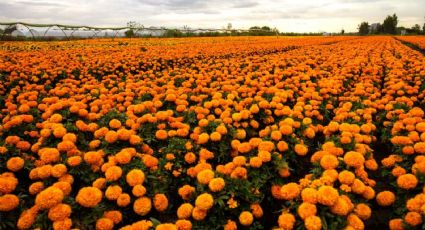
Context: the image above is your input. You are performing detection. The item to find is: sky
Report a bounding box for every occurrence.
[0,0,424,33]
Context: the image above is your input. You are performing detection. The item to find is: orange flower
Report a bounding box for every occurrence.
[105,166,122,181]
[376,191,395,206]
[208,177,225,192]
[294,144,308,156]
[320,154,339,170]
[105,185,122,200]
[48,203,71,221]
[239,211,254,226]
[317,186,339,206]
[35,186,64,209]
[105,131,118,143]
[0,194,20,211]
[96,217,114,230]
[298,202,317,220]
[195,193,214,210]
[76,187,103,208]
[197,169,215,185]
[38,148,60,164]
[133,196,152,216]
[177,203,194,219]
[343,151,365,168]
[278,213,295,230]
[6,156,25,172]
[397,174,418,190]
[304,216,322,230]
[126,169,145,186]
[280,183,300,200]
[103,210,122,224]
[154,193,169,212]
[109,119,122,129]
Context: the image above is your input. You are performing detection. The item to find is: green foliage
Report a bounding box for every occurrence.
[383,14,398,34]
[358,22,369,35]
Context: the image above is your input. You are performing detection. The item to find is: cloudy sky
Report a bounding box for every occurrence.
[0,0,424,32]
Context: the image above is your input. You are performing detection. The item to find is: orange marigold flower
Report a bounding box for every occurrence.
[134,196,152,216]
[126,169,145,186]
[195,193,214,210]
[389,218,404,230]
[301,188,318,204]
[280,183,300,200]
[29,181,44,195]
[0,194,20,211]
[304,215,322,230]
[17,206,39,230]
[175,219,192,230]
[397,174,418,190]
[239,211,254,226]
[197,133,210,144]
[117,193,131,207]
[35,186,64,209]
[156,223,177,230]
[354,203,371,220]
[330,196,351,216]
[105,166,122,181]
[224,220,238,230]
[197,169,215,185]
[103,210,122,224]
[6,156,25,172]
[109,119,122,129]
[317,186,339,206]
[209,177,225,192]
[298,202,317,220]
[250,203,263,218]
[295,144,308,156]
[177,203,194,219]
[76,187,103,208]
[210,132,222,141]
[343,151,365,168]
[154,193,169,212]
[338,170,355,185]
[105,185,122,200]
[320,154,339,170]
[278,213,295,230]
[48,203,71,221]
[96,217,114,230]
[38,148,60,164]
[347,214,364,230]
[105,131,118,143]
[192,206,207,221]
[376,191,395,207]
[178,185,195,200]
[404,211,422,226]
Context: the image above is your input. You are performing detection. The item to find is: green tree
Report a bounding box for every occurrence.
[382,13,398,34]
[411,24,421,34]
[358,22,369,35]
[341,29,345,35]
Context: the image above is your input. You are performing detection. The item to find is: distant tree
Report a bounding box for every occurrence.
[382,14,398,34]
[358,22,369,35]
[125,21,143,38]
[411,24,421,34]
[125,29,135,38]
[227,23,232,30]
[341,29,345,35]
[261,26,271,31]
[423,23,425,34]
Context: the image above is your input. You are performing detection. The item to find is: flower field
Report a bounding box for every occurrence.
[0,36,425,230]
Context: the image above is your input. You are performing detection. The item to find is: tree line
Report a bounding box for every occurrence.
[358,14,425,35]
